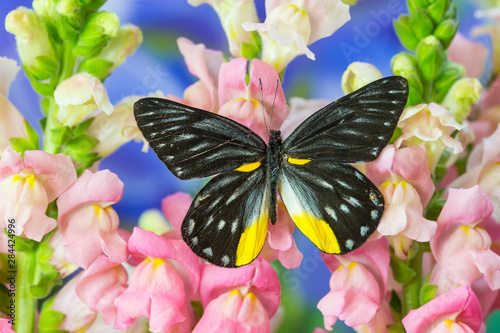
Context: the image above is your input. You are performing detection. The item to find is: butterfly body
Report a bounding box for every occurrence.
[134,76,409,268]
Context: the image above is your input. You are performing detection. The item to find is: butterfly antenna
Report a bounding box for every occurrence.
[259,78,270,134]
[269,79,279,131]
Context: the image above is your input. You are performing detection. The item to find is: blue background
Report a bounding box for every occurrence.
[1,0,499,332]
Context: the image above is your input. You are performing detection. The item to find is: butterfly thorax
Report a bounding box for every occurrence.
[267,130,282,225]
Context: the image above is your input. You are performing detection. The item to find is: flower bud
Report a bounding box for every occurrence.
[434,19,458,49]
[407,0,430,13]
[74,12,120,57]
[391,52,424,105]
[441,78,482,124]
[416,35,445,82]
[410,8,434,40]
[432,60,465,103]
[394,15,420,50]
[5,7,52,69]
[79,24,142,80]
[138,209,171,236]
[428,0,449,24]
[341,62,382,94]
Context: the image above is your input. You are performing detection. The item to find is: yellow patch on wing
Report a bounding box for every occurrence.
[292,212,340,254]
[235,213,268,266]
[287,157,311,165]
[234,161,261,172]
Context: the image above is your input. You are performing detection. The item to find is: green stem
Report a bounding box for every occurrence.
[13,249,37,333]
[402,246,423,316]
[43,40,77,154]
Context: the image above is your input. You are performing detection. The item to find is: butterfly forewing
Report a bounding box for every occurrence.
[278,159,384,254]
[181,166,270,267]
[134,98,267,179]
[282,76,408,163]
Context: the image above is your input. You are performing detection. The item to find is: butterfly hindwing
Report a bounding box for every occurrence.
[134,98,267,179]
[278,159,384,254]
[282,76,408,163]
[181,166,270,267]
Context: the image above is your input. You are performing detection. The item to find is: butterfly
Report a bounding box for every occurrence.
[134,76,409,267]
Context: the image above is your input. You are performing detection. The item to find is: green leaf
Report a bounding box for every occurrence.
[36,55,58,76]
[23,66,55,96]
[39,309,66,332]
[389,290,403,321]
[30,271,62,298]
[78,58,114,80]
[54,16,80,41]
[66,134,99,152]
[428,0,448,24]
[25,120,39,149]
[50,126,72,147]
[425,197,445,220]
[410,8,434,40]
[420,283,438,305]
[433,61,465,102]
[241,42,260,61]
[390,255,416,284]
[9,138,37,154]
[74,117,95,135]
[29,65,53,81]
[416,35,445,82]
[394,15,420,50]
[408,0,429,14]
[387,323,406,333]
[434,19,458,49]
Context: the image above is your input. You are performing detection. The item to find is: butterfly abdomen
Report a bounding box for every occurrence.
[267,130,282,225]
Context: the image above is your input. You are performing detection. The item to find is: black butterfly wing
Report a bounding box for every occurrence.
[282,76,409,163]
[134,98,267,179]
[181,166,270,267]
[278,159,384,254]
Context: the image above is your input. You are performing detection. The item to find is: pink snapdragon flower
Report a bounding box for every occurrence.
[0,57,28,152]
[318,239,390,329]
[450,125,500,220]
[394,103,465,169]
[402,286,482,333]
[243,0,350,73]
[352,302,395,333]
[76,256,129,325]
[0,147,76,241]
[167,37,225,112]
[430,186,500,290]
[366,146,436,258]
[50,272,98,332]
[46,230,79,278]
[448,32,488,78]
[194,257,280,333]
[218,57,289,140]
[57,169,128,269]
[0,319,15,333]
[54,73,113,127]
[114,227,200,332]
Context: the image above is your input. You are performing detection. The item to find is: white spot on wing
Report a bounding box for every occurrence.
[325,206,337,221]
[340,204,350,214]
[191,237,198,245]
[346,239,354,250]
[221,255,230,266]
[231,221,238,234]
[360,226,369,237]
[346,196,361,207]
[337,180,352,190]
[217,220,226,231]
[371,210,379,220]
[203,247,213,257]
[187,219,195,234]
